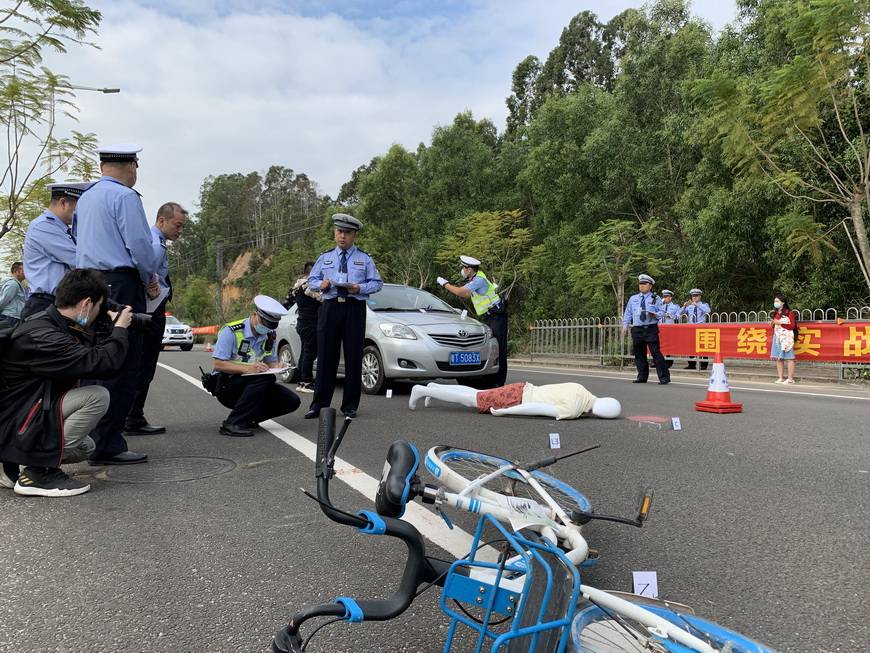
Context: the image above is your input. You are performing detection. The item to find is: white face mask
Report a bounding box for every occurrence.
[773,301,783,309]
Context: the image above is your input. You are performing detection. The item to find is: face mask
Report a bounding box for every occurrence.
[254,323,270,336]
[76,302,91,327]
[773,301,783,309]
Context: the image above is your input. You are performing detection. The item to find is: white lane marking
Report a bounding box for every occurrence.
[156,362,481,560]
[512,365,870,401]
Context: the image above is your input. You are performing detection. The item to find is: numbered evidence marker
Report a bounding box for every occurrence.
[549,432,561,449]
[671,417,682,431]
[632,571,659,598]
[385,389,393,399]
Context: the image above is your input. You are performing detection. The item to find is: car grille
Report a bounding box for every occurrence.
[436,361,487,372]
[429,333,486,348]
[171,328,185,334]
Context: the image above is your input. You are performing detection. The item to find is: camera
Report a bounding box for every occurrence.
[92,299,153,339]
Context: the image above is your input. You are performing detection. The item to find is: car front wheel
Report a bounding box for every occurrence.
[278,344,296,384]
[180,344,193,351]
[361,345,389,395]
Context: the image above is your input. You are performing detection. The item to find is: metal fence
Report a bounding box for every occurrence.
[528,306,870,382]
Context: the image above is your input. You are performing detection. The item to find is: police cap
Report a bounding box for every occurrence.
[638,274,655,285]
[459,255,481,267]
[661,289,674,297]
[689,288,703,296]
[253,294,288,329]
[332,213,362,231]
[97,143,142,163]
[46,181,92,199]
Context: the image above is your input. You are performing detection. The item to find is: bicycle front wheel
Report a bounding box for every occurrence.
[427,446,591,514]
[570,591,774,653]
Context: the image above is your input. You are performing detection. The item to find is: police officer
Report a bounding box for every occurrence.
[621,274,670,385]
[305,214,383,419]
[659,289,681,368]
[21,181,91,319]
[74,143,158,465]
[125,202,189,435]
[210,295,301,436]
[682,288,711,370]
[437,255,508,387]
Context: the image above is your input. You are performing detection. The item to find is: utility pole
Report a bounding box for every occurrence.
[215,241,224,321]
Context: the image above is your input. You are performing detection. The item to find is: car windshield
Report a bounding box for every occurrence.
[166,316,181,325]
[367,286,456,313]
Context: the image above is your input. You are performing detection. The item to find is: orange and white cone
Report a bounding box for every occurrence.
[695,353,743,414]
[204,340,213,352]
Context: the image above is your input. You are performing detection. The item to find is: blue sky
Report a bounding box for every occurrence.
[45,0,738,219]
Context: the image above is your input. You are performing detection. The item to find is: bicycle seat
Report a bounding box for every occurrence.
[375,440,420,519]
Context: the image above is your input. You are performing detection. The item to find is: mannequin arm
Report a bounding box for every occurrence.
[490,402,561,419]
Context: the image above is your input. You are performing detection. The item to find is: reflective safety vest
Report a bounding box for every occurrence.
[224,318,274,362]
[469,271,501,316]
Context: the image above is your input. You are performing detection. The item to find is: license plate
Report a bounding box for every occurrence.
[449,351,480,366]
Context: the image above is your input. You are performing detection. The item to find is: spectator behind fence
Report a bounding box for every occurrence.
[0,262,27,328]
[770,292,797,385]
[0,268,132,497]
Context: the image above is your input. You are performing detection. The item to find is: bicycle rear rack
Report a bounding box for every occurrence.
[440,514,581,653]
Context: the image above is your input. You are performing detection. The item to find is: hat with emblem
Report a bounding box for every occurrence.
[46,181,92,199]
[253,294,288,329]
[638,274,655,285]
[689,288,703,295]
[332,213,362,231]
[459,255,481,267]
[97,143,142,163]
[661,289,673,297]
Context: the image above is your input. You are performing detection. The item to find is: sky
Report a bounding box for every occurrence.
[47,0,739,219]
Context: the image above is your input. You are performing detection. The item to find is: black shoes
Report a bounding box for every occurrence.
[124,419,166,435]
[659,379,670,385]
[304,407,320,419]
[341,408,357,418]
[88,451,148,466]
[632,379,647,384]
[14,466,90,497]
[220,421,254,437]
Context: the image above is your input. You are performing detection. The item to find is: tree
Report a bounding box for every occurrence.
[692,0,870,291]
[1,1,101,244]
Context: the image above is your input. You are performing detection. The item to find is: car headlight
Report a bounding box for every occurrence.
[484,325,493,338]
[379,323,417,340]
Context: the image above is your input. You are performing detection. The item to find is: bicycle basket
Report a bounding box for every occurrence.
[440,514,581,653]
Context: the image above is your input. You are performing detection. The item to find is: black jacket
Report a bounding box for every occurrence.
[0,306,128,467]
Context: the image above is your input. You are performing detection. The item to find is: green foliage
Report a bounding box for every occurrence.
[173,276,217,326]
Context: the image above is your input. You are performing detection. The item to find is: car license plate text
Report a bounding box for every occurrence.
[450,351,480,365]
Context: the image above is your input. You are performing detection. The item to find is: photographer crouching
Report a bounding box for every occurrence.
[0,269,133,497]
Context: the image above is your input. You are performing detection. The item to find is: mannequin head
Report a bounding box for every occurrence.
[591,397,621,419]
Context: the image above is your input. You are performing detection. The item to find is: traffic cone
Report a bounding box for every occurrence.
[695,353,743,414]
[204,340,213,352]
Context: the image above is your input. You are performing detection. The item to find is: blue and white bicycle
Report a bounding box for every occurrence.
[272,410,775,652]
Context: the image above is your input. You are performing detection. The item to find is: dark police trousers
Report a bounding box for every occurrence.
[216,373,301,426]
[631,324,670,383]
[295,320,318,384]
[483,304,508,387]
[90,268,145,457]
[128,299,167,424]
[312,298,365,412]
[21,292,54,320]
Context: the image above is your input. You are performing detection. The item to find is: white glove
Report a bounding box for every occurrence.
[437,276,448,287]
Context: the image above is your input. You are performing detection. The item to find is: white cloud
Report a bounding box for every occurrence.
[46,0,737,218]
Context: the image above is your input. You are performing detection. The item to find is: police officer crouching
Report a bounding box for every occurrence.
[208,296,301,436]
[621,274,670,385]
[438,255,508,387]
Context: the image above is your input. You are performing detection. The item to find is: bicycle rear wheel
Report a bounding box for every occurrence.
[428,446,591,514]
[570,591,774,653]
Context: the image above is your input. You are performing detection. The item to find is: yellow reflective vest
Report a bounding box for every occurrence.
[469,272,500,316]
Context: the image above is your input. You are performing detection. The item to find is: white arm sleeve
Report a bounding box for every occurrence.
[490,403,562,419]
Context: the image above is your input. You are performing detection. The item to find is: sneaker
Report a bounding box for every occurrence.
[296,382,314,394]
[774,378,785,384]
[784,378,795,385]
[14,467,90,497]
[0,463,18,489]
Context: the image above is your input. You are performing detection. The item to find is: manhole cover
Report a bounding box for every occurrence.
[102,456,237,484]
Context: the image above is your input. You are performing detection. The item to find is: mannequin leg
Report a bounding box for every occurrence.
[409,383,479,410]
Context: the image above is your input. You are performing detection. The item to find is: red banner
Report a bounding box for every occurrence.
[658,322,870,363]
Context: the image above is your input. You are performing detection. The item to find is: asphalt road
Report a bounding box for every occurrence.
[1,351,868,653]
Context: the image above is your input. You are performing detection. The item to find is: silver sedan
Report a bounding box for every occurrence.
[274,284,499,393]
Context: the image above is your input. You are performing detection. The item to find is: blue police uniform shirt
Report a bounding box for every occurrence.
[23,210,77,294]
[151,226,169,290]
[681,301,711,323]
[74,176,158,283]
[660,302,682,324]
[308,245,383,301]
[622,292,664,327]
[212,318,278,365]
